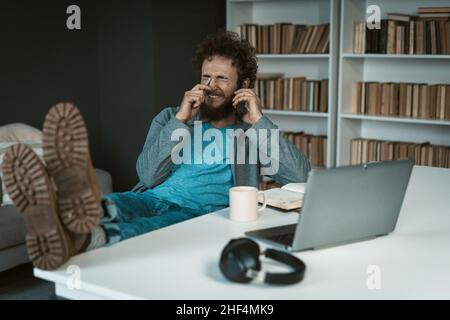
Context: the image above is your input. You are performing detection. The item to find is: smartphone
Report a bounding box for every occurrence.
[235,84,249,117]
[236,101,248,117]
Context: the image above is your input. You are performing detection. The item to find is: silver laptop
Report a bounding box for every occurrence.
[245,159,414,251]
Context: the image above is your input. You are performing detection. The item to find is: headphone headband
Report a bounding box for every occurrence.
[263,248,306,285]
[219,238,306,285]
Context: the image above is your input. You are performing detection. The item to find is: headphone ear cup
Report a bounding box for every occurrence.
[219,238,261,283]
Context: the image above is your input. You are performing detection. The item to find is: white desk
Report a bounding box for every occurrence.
[34,166,450,299]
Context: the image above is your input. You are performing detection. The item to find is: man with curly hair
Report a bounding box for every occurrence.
[2,31,310,270]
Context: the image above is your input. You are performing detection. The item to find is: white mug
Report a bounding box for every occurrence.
[229,186,267,222]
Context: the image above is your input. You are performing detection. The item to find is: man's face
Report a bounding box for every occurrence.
[199,55,239,121]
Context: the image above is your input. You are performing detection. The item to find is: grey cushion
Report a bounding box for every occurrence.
[0,244,28,272]
[0,205,27,251]
[94,168,113,195]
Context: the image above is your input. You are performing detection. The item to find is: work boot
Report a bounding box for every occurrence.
[42,102,101,234]
[1,144,87,270]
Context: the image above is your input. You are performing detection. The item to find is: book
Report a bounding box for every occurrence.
[353,8,449,54]
[351,81,450,120]
[386,13,416,22]
[258,183,306,211]
[258,75,328,112]
[237,22,330,54]
[350,138,450,168]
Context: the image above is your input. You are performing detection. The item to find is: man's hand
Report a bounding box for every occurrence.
[232,89,263,125]
[176,84,211,123]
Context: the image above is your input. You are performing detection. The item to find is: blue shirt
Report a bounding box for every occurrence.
[148,122,235,213]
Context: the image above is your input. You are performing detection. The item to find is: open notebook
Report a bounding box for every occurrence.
[258,183,306,211]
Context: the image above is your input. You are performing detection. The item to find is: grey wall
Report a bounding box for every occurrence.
[96,0,225,191]
[1,0,225,191]
[95,0,156,192]
[1,1,104,167]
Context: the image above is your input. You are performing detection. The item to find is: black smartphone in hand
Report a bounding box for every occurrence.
[236,101,248,117]
[235,84,249,117]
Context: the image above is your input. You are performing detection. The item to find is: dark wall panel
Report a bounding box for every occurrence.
[1,0,226,191]
[0,1,104,167]
[96,0,225,191]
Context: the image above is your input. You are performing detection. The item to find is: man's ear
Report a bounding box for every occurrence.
[242,78,250,89]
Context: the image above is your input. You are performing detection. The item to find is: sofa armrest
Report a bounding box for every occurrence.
[94,168,113,195]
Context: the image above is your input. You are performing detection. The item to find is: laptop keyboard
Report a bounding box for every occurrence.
[245,224,297,247]
[266,232,295,247]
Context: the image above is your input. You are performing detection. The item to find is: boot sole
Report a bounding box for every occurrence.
[2,144,71,270]
[42,102,100,234]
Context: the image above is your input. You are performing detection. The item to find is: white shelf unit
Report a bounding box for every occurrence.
[264,110,329,117]
[337,0,450,166]
[343,53,450,59]
[226,0,340,168]
[257,54,330,58]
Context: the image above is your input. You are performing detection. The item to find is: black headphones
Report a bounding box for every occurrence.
[219,238,306,285]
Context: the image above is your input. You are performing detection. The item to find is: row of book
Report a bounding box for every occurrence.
[282,131,327,168]
[351,138,450,168]
[256,74,328,112]
[353,7,450,54]
[259,131,328,190]
[351,82,450,120]
[236,23,330,54]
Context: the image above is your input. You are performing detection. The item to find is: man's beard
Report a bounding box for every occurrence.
[199,94,235,122]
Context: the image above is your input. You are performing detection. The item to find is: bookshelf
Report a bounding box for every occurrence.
[226,0,340,168]
[227,0,450,169]
[337,0,450,166]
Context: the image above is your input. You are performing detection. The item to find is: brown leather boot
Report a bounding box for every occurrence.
[42,102,101,235]
[1,144,87,270]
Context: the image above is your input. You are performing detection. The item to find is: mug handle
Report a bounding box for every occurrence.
[257,191,267,212]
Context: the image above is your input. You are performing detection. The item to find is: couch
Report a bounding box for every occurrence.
[0,168,113,272]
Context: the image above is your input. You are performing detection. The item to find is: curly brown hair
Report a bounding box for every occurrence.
[192,30,258,88]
